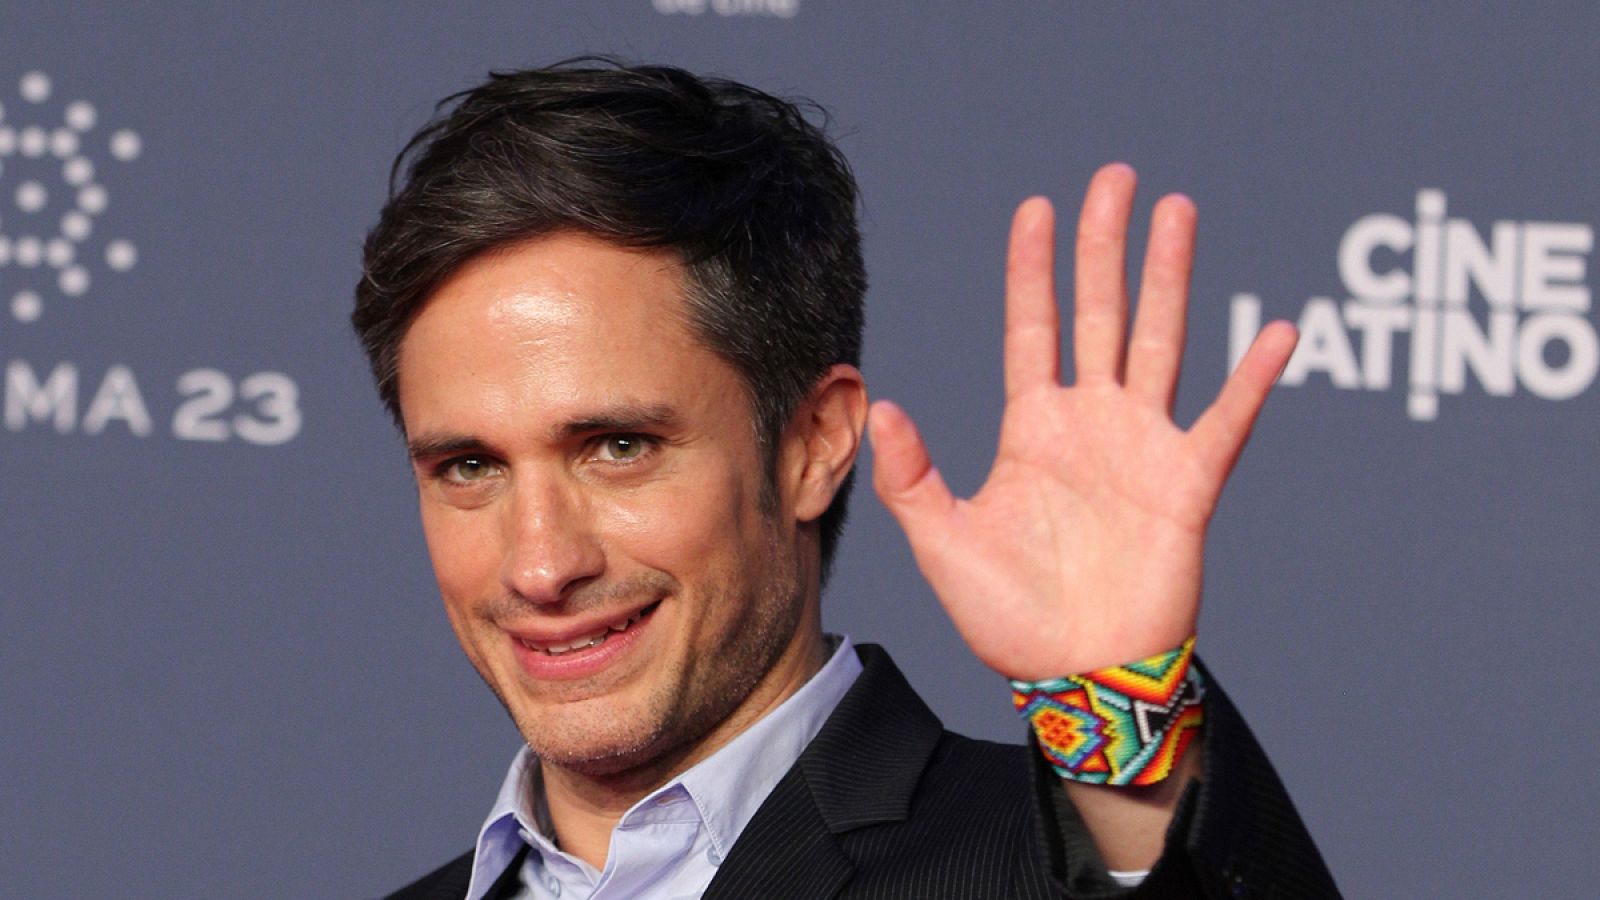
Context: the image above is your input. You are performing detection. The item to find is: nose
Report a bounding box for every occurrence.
[499,476,605,605]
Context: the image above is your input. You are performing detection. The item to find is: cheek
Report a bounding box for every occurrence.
[601,464,758,572]
[419,505,503,602]
[417,507,507,679]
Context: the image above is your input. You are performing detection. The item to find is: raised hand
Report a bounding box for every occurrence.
[868,163,1297,681]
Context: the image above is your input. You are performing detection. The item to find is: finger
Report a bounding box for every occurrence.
[1125,193,1198,411]
[1004,197,1061,400]
[1072,162,1137,385]
[868,399,956,542]
[1189,320,1298,476]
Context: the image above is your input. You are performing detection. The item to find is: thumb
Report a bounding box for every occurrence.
[868,400,956,540]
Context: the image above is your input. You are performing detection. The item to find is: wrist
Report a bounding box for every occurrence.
[1010,636,1204,786]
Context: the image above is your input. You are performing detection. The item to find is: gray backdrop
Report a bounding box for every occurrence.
[4,4,1596,898]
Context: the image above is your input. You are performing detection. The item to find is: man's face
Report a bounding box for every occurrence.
[395,233,818,777]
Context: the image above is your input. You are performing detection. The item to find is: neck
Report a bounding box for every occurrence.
[536,613,829,870]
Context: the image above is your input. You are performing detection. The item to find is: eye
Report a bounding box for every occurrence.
[593,434,652,462]
[441,456,500,483]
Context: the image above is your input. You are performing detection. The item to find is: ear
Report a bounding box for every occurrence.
[780,364,868,524]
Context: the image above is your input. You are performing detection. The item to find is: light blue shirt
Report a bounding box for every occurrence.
[465,635,864,900]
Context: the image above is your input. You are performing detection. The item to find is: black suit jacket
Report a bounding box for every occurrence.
[386,645,1339,899]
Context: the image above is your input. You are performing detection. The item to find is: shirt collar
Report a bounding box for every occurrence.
[466,634,863,900]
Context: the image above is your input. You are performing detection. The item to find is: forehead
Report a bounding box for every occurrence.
[394,232,743,436]
[419,230,688,339]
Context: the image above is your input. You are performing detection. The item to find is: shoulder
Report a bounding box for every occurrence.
[381,849,474,900]
[898,730,1039,847]
[923,730,1033,809]
[824,644,1037,831]
[830,730,1053,898]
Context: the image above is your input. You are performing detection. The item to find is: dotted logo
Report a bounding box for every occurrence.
[0,70,141,324]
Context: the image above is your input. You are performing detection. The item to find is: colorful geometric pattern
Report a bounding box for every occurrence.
[1009,637,1205,786]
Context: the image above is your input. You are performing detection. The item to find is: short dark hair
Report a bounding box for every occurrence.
[353,58,866,574]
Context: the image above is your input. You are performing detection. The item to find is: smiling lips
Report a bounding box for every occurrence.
[515,600,660,656]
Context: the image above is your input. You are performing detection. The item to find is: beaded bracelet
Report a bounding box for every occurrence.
[1009,637,1204,786]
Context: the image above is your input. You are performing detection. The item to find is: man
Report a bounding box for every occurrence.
[355,60,1338,898]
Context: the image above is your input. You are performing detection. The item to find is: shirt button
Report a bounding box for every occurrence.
[706,847,723,866]
[548,877,562,896]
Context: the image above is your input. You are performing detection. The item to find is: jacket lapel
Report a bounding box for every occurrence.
[701,766,855,900]
[703,644,945,899]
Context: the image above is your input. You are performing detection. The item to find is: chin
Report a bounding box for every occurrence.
[539,741,667,778]
[510,662,753,780]
[521,712,679,778]
[506,681,678,772]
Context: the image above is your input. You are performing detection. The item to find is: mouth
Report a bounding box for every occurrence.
[515,599,662,657]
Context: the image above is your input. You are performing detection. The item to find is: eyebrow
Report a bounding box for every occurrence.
[556,402,680,440]
[406,434,486,461]
[405,402,682,461]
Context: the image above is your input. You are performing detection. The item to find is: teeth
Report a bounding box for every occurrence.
[525,608,648,656]
[545,634,608,656]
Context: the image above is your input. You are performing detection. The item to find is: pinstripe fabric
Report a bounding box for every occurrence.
[385,646,1340,899]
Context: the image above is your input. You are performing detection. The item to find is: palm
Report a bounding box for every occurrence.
[870,164,1297,680]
